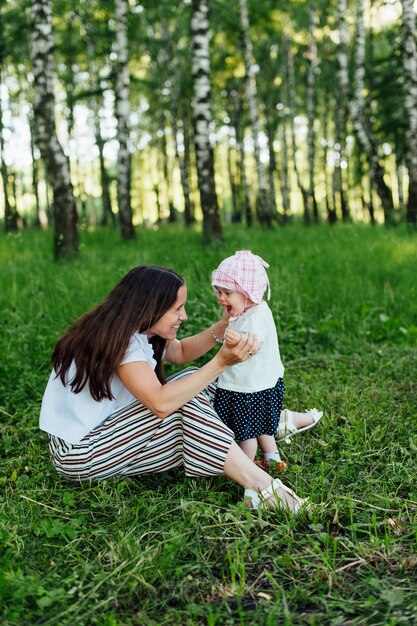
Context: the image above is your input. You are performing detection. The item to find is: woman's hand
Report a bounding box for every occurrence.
[217,330,261,366]
[220,305,231,324]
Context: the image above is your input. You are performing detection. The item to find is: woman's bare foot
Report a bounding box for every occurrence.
[244,479,308,514]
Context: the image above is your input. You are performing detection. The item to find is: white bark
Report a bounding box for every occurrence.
[173,116,193,225]
[307,6,318,221]
[351,0,373,156]
[191,0,221,241]
[114,0,134,238]
[86,37,114,226]
[285,35,309,221]
[30,0,78,257]
[337,0,394,222]
[231,87,252,226]
[0,67,14,230]
[239,0,271,225]
[280,118,290,217]
[401,0,417,223]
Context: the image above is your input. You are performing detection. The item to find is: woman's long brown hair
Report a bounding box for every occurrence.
[52,266,184,401]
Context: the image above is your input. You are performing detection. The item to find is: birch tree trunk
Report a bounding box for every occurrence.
[265,105,277,217]
[168,22,194,226]
[30,0,78,258]
[395,152,405,213]
[280,115,290,220]
[336,0,350,203]
[334,94,349,221]
[323,108,337,223]
[400,0,417,226]
[94,101,114,227]
[173,109,193,226]
[29,112,46,228]
[279,66,291,220]
[0,16,16,232]
[226,126,240,222]
[182,101,195,224]
[267,127,277,218]
[114,0,134,239]
[239,0,272,226]
[0,77,16,231]
[84,25,114,227]
[154,21,175,224]
[338,0,394,224]
[64,56,86,222]
[285,35,309,222]
[306,6,318,222]
[160,118,176,223]
[231,86,252,226]
[191,0,221,242]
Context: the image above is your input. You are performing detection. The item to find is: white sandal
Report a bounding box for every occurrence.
[276,408,323,444]
[243,479,309,514]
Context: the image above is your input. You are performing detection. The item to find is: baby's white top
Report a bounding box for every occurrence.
[217,301,284,393]
[39,333,156,444]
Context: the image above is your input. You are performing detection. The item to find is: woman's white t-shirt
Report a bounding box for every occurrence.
[39,333,156,445]
[217,301,284,393]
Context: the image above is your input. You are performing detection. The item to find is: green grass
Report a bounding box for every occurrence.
[1,223,417,625]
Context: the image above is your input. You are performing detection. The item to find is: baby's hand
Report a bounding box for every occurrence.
[224,328,241,347]
[224,329,263,351]
[218,330,262,367]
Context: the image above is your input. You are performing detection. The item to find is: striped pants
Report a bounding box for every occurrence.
[48,368,235,482]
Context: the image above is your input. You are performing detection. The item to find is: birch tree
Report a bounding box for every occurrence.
[231,85,252,226]
[88,71,114,227]
[171,106,189,224]
[334,97,350,221]
[30,0,78,258]
[265,111,277,218]
[321,104,336,223]
[29,113,43,227]
[280,111,290,220]
[306,6,318,222]
[0,74,16,231]
[239,0,272,226]
[78,0,114,227]
[190,0,221,242]
[0,11,16,232]
[400,0,417,226]
[333,0,351,222]
[285,35,309,222]
[338,0,394,224]
[174,101,194,225]
[278,51,291,220]
[114,0,134,239]
[157,20,176,223]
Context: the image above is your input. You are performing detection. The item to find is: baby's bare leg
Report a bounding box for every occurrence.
[257,434,278,454]
[281,410,314,429]
[258,434,283,465]
[238,438,258,460]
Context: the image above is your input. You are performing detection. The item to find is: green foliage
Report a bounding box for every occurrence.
[1,224,417,625]
[2,0,412,228]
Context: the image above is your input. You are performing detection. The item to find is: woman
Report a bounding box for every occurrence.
[40,265,308,513]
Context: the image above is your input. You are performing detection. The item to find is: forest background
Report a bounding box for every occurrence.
[1,0,417,625]
[1,0,417,252]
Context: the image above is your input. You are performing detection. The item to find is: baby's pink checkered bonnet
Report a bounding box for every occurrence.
[211,250,271,304]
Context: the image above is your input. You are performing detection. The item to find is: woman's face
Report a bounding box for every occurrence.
[146,284,188,339]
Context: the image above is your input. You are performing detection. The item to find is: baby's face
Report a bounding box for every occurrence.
[215,287,248,318]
